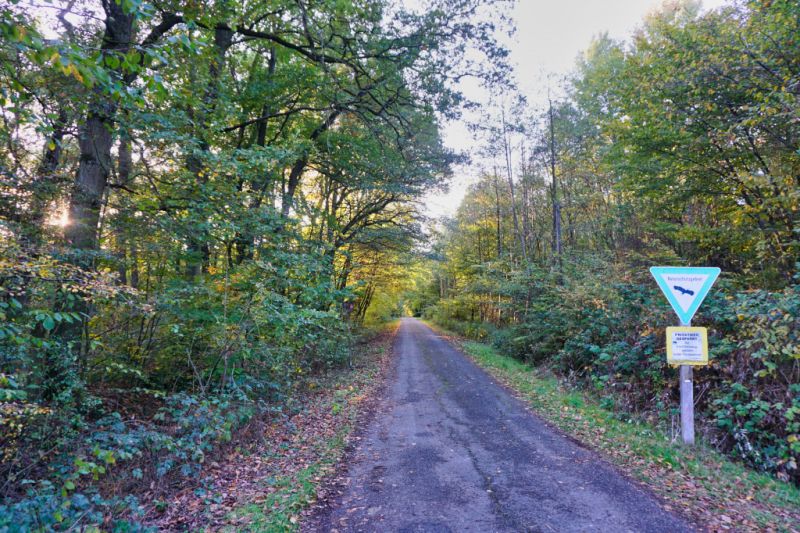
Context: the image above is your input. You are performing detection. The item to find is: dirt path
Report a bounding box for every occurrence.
[306,318,694,532]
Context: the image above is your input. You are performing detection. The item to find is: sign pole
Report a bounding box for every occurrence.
[679,319,694,445]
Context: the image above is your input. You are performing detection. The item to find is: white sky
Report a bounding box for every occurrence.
[424,0,729,219]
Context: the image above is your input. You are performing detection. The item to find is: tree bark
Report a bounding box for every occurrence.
[115,133,134,285]
[65,0,134,254]
[548,100,562,276]
[493,172,502,258]
[23,107,69,244]
[500,106,527,264]
[185,26,234,279]
[280,109,342,220]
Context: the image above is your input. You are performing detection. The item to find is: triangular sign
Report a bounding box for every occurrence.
[650,266,720,325]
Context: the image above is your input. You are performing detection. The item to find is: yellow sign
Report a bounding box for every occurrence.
[666,327,708,366]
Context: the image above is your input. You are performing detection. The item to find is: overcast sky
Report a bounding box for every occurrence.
[424,0,729,219]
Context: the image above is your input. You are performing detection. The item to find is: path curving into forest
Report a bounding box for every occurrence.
[306,318,693,532]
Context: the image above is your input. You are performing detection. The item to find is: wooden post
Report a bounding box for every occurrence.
[680,320,694,445]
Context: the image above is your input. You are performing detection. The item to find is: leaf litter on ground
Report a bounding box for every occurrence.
[142,323,398,531]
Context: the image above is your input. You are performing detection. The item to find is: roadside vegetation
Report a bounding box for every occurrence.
[409,0,800,490]
[160,323,397,531]
[3,0,799,529]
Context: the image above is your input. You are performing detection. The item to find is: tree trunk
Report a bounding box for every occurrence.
[280,109,342,220]
[500,106,526,264]
[493,173,502,258]
[65,0,134,254]
[185,26,234,279]
[520,146,532,260]
[234,48,278,263]
[115,132,133,285]
[548,100,562,276]
[26,108,69,242]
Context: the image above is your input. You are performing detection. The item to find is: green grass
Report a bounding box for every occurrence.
[457,338,800,531]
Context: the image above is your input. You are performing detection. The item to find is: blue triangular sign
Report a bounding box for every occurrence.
[650,267,721,325]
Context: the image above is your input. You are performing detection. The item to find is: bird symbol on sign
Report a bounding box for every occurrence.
[673,285,694,296]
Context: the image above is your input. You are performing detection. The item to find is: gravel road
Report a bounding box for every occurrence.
[307,318,693,533]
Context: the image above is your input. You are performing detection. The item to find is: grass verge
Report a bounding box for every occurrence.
[429,323,800,533]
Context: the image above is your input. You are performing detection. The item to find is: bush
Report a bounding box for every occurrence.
[0,236,356,528]
[708,284,800,481]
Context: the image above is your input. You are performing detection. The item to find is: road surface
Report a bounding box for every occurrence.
[308,318,693,532]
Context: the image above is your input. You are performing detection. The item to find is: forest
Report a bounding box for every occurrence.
[0,0,798,530]
[0,0,508,528]
[409,0,800,488]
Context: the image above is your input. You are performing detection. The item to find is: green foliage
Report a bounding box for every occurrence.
[424,250,800,483]
[0,393,256,530]
[0,231,355,527]
[581,0,800,283]
[413,0,800,488]
[708,282,800,478]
